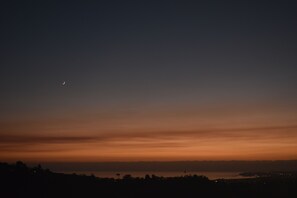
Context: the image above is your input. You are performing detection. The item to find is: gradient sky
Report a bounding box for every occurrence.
[1,0,297,162]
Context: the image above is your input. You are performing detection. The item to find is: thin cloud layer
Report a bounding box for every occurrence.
[1,125,297,161]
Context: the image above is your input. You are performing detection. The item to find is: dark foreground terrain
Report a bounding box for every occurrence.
[1,162,297,198]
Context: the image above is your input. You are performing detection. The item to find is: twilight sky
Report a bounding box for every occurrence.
[1,0,297,162]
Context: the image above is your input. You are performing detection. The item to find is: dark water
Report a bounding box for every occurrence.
[59,171,253,180]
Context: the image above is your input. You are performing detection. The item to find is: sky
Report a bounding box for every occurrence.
[0,0,297,162]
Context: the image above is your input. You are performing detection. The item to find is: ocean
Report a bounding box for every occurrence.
[58,171,252,180]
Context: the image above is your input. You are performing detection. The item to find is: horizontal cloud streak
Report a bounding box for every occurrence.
[0,135,103,144]
[1,125,297,143]
[1,124,296,163]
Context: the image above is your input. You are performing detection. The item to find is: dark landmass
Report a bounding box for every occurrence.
[1,162,297,198]
[240,171,297,177]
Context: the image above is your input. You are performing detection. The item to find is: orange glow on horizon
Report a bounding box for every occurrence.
[1,103,297,162]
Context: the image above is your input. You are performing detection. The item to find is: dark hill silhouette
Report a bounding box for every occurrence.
[1,161,297,198]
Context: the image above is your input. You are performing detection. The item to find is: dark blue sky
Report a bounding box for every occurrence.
[1,1,297,114]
